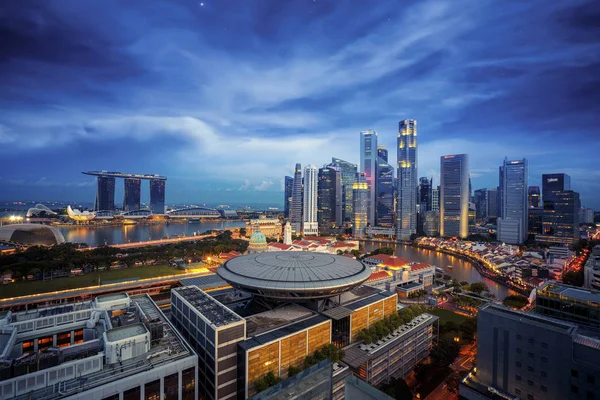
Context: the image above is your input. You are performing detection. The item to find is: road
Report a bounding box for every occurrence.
[79,232,219,250]
[426,343,476,400]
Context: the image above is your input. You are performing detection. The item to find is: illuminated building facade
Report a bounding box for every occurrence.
[538,190,580,246]
[376,154,394,228]
[291,163,303,233]
[303,165,319,236]
[440,154,469,238]
[331,158,358,223]
[353,173,368,238]
[150,178,166,214]
[431,187,440,212]
[498,159,528,244]
[396,119,418,241]
[318,165,343,230]
[528,186,541,208]
[124,177,141,211]
[360,130,378,226]
[419,177,432,212]
[542,173,571,210]
[284,176,293,218]
[245,216,282,238]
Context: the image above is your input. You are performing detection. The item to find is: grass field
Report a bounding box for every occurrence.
[428,308,469,325]
[0,264,187,300]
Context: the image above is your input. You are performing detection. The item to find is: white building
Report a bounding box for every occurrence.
[303,164,319,235]
[396,119,418,240]
[283,221,292,245]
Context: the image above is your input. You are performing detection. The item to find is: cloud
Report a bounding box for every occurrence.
[254,180,274,191]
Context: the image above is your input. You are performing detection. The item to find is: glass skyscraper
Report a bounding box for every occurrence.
[528,186,540,208]
[377,145,388,163]
[396,119,418,240]
[331,157,358,223]
[542,173,571,209]
[419,177,432,211]
[95,176,115,211]
[440,154,469,238]
[352,173,368,238]
[303,165,319,235]
[149,179,166,214]
[284,176,293,218]
[376,156,394,228]
[360,130,378,226]
[498,158,528,244]
[123,178,141,211]
[317,166,342,230]
[474,188,488,221]
[487,187,498,218]
[290,163,303,233]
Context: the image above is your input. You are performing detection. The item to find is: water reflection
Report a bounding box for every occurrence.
[363,241,516,300]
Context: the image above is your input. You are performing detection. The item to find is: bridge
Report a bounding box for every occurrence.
[165,206,224,218]
[80,232,220,250]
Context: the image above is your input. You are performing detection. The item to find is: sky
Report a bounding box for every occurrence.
[0,0,599,208]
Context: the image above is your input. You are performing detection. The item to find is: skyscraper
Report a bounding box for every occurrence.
[360,129,378,226]
[284,176,293,218]
[290,163,303,233]
[474,188,488,221]
[377,145,388,163]
[302,164,319,235]
[419,177,432,211]
[440,154,469,238]
[431,186,440,212]
[331,157,358,223]
[538,173,577,245]
[317,165,342,230]
[149,179,165,214]
[95,176,115,211]
[487,187,498,218]
[352,173,368,238]
[396,120,418,240]
[528,186,540,208]
[498,158,528,244]
[542,173,571,209]
[123,178,141,212]
[376,151,394,227]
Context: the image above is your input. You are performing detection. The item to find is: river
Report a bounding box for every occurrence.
[58,221,245,247]
[362,241,516,300]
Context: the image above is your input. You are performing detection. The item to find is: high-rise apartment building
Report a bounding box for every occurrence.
[284,176,293,218]
[360,130,378,226]
[318,165,342,230]
[419,177,432,212]
[149,179,166,214]
[396,119,418,240]
[376,152,394,228]
[528,186,540,208]
[431,187,440,212]
[291,163,303,233]
[352,173,368,238]
[377,145,388,163]
[474,188,488,221]
[95,176,115,211]
[440,154,469,238]
[332,157,358,223]
[303,164,319,235]
[487,187,498,218]
[498,159,528,244]
[123,178,141,211]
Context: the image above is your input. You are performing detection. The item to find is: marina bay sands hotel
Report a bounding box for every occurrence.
[82,171,166,214]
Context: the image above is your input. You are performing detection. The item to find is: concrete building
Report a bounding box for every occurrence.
[360,130,378,226]
[528,186,541,208]
[123,178,141,211]
[423,211,440,237]
[291,163,304,234]
[579,208,594,224]
[331,158,358,223]
[353,173,369,238]
[440,154,469,238]
[535,282,600,328]
[584,245,600,291]
[498,159,528,244]
[0,293,198,400]
[303,165,319,236]
[396,120,418,241]
[461,301,600,400]
[431,187,440,212]
[245,216,282,239]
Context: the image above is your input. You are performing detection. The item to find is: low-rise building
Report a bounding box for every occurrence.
[246,216,282,239]
[584,245,600,290]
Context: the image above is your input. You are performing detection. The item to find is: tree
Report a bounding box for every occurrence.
[288,366,301,377]
[253,371,282,393]
[429,338,461,367]
[445,372,462,393]
[239,227,247,237]
[350,249,361,258]
[563,270,584,287]
[502,295,529,309]
[443,274,452,281]
[469,282,490,295]
[459,318,477,344]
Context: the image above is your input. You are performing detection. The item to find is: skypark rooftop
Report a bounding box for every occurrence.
[82,171,167,180]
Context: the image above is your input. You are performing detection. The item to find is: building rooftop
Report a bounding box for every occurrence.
[482,303,577,333]
[180,274,229,291]
[245,304,315,336]
[105,322,148,342]
[240,315,330,351]
[95,292,129,303]
[537,282,600,305]
[217,252,371,300]
[173,286,243,328]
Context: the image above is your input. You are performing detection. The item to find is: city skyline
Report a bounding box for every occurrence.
[1,1,599,208]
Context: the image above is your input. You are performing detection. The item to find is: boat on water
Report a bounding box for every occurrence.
[122,219,137,225]
[447,265,454,269]
[435,266,444,274]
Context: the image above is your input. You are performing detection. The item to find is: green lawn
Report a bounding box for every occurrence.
[428,308,469,325]
[0,264,186,299]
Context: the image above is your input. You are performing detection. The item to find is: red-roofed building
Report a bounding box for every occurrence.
[218,251,241,261]
[367,271,392,283]
[267,242,296,252]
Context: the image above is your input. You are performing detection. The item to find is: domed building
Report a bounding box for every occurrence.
[0,224,65,246]
[248,230,267,253]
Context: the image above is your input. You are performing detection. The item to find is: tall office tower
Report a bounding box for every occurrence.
[440,154,469,238]
[486,187,498,218]
[123,178,141,211]
[474,188,488,221]
[498,159,528,244]
[331,157,358,223]
[376,157,394,227]
[352,173,368,237]
[95,176,115,211]
[540,190,580,245]
[580,208,594,224]
[542,173,571,210]
[377,145,388,163]
[149,179,166,214]
[284,176,293,218]
[498,166,504,219]
[528,186,540,208]
[431,187,440,212]
[302,165,319,235]
[468,175,473,203]
[396,119,418,240]
[419,177,432,211]
[360,129,378,226]
[317,165,342,230]
[290,163,303,233]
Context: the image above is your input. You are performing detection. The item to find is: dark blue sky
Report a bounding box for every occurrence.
[1,0,599,208]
